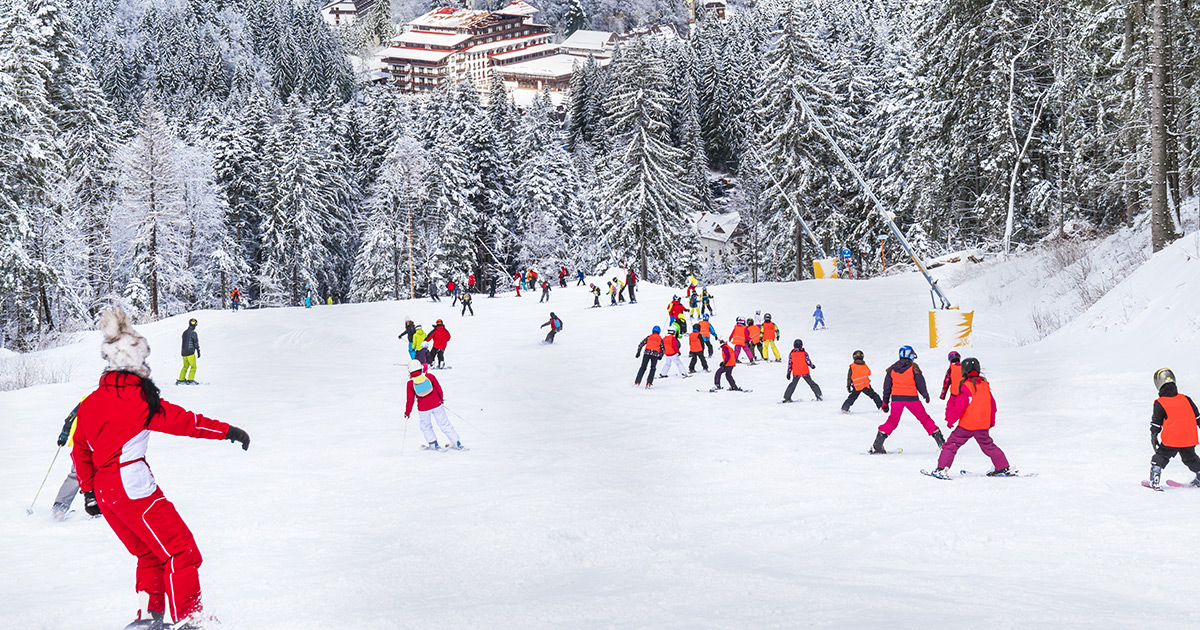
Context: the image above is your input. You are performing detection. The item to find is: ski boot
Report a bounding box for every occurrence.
[869,431,889,454]
[448,441,466,451]
[1147,464,1163,489]
[931,467,952,480]
[420,441,441,451]
[1192,472,1200,488]
[123,610,165,629]
[932,430,946,449]
[729,386,742,391]
[840,409,850,414]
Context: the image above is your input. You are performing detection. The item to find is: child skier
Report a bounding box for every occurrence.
[1146,368,1200,489]
[841,350,883,413]
[659,329,686,378]
[399,320,418,359]
[713,339,741,391]
[449,280,459,306]
[590,283,601,308]
[634,326,665,388]
[614,277,626,302]
[74,308,250,629]
[688,292,701,320]
[940,351,964,424]
[687,323,709,373]
[729,318,754,364]
[513,272,522,297]
[51,402,82,521]
[404,360,463,451]
[761,313,781,362]
[415,341,432,367]
[176,318,200,385]
[699,314,715,357]
[460,291,474,316]
[813,304,826,330]
[928,357,1013,478]
[428,319,451,368]
[409,323,428,356]
[540,280,552,303]
[783,339,822,402]
[541,312,563,344]
[746,318,763,360]
[700,287,714,315]
[607,281,617,305]
[870,346,945,454]
[667,296,686,329]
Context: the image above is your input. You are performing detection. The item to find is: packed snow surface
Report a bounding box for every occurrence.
[4,238,1200,629]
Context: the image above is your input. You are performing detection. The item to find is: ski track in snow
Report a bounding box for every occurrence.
[4,242,1200,628]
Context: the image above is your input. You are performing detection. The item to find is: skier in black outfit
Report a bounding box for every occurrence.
[177,319,200,385]
[634,326,665,388]
[429,282,440,302]
[460,291,474,316]
[489,275,497,298]
[625,270,638,304]
[541,312,563,343]
[590,284,601,308]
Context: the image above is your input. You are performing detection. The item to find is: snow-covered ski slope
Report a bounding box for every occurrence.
[5,236,1200,629]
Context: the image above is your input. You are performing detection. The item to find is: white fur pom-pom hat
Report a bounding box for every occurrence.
[99,308,151,378]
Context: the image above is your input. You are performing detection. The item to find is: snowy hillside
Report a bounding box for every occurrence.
[4,246,1200,629]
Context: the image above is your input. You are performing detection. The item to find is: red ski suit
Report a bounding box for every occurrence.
[72,372,232,622]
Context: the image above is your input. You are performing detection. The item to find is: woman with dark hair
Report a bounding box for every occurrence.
[72,308,250,629]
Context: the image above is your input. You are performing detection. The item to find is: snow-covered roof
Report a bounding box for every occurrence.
[693,211,740,244]
[496,53,582,78]
[560,29,616,52]
[383,47,455,64]
[321,0,356,11]
[703,0,727,6]
[495,0,539,17]
[489,42,558,62]
[393,30,474,48]
[467,34,550,55]
[408,7,491,30]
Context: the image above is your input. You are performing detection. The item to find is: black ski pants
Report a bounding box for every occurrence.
[1152,445,1200,470]
[540,290,550,303]
[784,374,822,401]
[635,354,660,385]
[461,302,473,316]
[430,288,440,302]
[842,386,882,412]
[627,284,636,303]
[430,348,446,366]
[702,337,714,357]
[544,329,557,343]
[714,364,737,389]
[689,351,709,372]
[593,296,600,307]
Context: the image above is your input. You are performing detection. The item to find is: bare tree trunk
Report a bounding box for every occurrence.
[794,218,803,281]
[1124,0,1145,226]
[1150,0,1180,250]
[150,225,159,318]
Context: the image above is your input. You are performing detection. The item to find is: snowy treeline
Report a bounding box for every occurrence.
[1,0,1197,348]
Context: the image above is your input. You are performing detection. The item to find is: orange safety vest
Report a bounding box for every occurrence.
[722,345,736,367]
[762,322,777,341]
[947,364,963,395]
[790,349,810,376]
[644,334,663,354]
[699,321,712,336]
[890,366,919,397]
[850,363,871,391]
[663,335,680,356]
[688,332,703,353]
[1158,394,1200,448]
[731,325,747,345]
[959,378,993,431]
[748,324,761,344]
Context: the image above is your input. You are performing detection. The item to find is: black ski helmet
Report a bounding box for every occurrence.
[188,318,198,327]
[1155,368,1176,390]
[852,350,864,360]
[793,339,803,349]
[692,323,700,332]
[764,313,772,322]
[550,312,557,319]
[962,357,981,377]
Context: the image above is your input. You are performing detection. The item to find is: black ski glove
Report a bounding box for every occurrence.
[196,350,201,358]
[57,429,70,447]
[225,426,250,451]
[1152,430,1162,451]
[84,491,101,517]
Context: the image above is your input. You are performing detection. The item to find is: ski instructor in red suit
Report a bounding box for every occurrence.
[72,308,250,629]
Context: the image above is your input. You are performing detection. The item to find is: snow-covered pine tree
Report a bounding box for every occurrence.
[425,118,482,283]
[176,139,246,310]
[352,136,429,302]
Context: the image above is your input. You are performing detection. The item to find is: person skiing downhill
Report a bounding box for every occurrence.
[783,339,822,402]
[729,318,754,364]
[698,314,715,357]
[176,319,200,385]
[414,341,432,367]
[399,320,418,359]
[713,338,741,391]
[634,326,665,388]
[614,277,626,303]
[1145,368,1200,490]
[541,312,563,344]
[51,402,84,521]
[746,318,763,360]
[928,357,1013,478]
[659,329,686,378]
[404,360,463,451]
[428,320,451,368]
[700,287,714,316]
[74,308,250,629]
[559,266,568,288]
[540,280,552,303]
[449,280,460,306]
[761,314,781,362]
[590,283,601,308]
[607,281,617,306]
[841,350,883,413]
[429,281,441,302]
[687,323,710,373]
[460,291,474,316]
[870,346,946,454]
[576,270,586,286]
[813,304,826,330]
[940,351,964,424]
[688,292,700,320]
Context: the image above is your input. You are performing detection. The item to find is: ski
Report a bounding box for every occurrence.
[959,470,1036,478]
[700,388,753,393]
[419,444,447,452]
[920,469,953,480]
[1165,480,1199,488]
[863,448,903,455]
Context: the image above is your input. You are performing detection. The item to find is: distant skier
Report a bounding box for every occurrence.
[687,323,710,373]
[75,308,250,630]
[699,314,715,357]
[541,312,563,344]
[428,319,451,368]
[399,320,418,359]
[489,275,498,298]
[634,326,665,388]
[761,313,781,362]
[667,296,686,329]
[1146,368,1200,490]
[940,351,964,425]
[700,287,714,316]
[614,277,626,303]
[870,346,945,454]
[625,269,638,303]
[576,270,586,286]
[713,338,741,391]
[812,304,826,330]
[607,281,617,306]
[590,283,601,308]
[928,357,1013,479]
[659,329,686,378]
[783,339,822,402]
[460,291,474,316]
[415,341,432,367]
[404,360,463,451]
[305,284,313,308]
[540,280,552,303]
[230,287,241,312]
[747,318,762,360]
[410,324,428,358]
[429,281,441,302]
[841,350,883,413]
[176,318,200,385]
[468,273,476,294]
[51,402,83,521]
[559,266,568,288]
[449,280,459,306]
[729,318,754,365]
[513,272,522,297]
[688,292,700,320]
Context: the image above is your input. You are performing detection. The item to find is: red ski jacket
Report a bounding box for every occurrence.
[72,372,231,496]
[406,372,445,415]
[429,326,452,349]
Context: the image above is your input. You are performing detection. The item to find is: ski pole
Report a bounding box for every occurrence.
[443,406,486,437]
[400,414,410,456]
[26,446,63,515]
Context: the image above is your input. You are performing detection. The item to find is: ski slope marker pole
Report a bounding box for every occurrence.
[27,446,63,515]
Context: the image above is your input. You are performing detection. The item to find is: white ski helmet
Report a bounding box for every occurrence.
[408,360,423,374]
